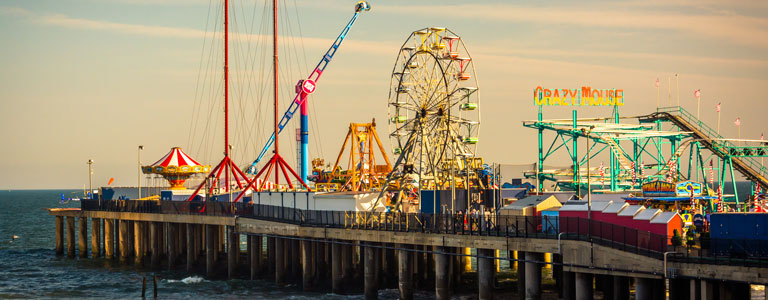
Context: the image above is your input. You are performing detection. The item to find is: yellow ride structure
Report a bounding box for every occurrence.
[315,119,393,192]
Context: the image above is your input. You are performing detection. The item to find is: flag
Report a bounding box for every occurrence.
[694,89,701,98]
[630,162,636,185]
[709,159,714,185]
[640,162,645,177]
[655,78,659,88]
[717,186,724,212]
[716,102,721,113]
[754,184,761,212]
[599,162,605,185]
[735,118,741,126]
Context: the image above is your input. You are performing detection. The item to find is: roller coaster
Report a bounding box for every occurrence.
[525,106,768,206]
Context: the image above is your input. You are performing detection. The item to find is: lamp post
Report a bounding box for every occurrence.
[87,159,94,200]
[138,145,144,200]
[581,126,595,211]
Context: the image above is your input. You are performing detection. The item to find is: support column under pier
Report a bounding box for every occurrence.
[575,272,593,300]
[517,251,526,300]
[332,241,343,294]
[341,242,353,286]
[150,222,160,267]
[206,224,214,277]
[669,278,691,300]
[267,237,275,276]
[364,243,379,300]
[249,235,260,280]
[104,218,114,259]
[275,238,286,286]
[477,248,494,300]
[167,223,177,269]
[90,218,100,258]
[227,226,238,279]
[635,277,653,300]
[134,221,143,265]
[562,271,575,300]
[612,275,629,300]
[525,252,542,300]
[78,217,87,258]
[66,216,75,258]
[186,224,194,271]
[291,239,300,283]
[721,282,751,300]
[700,280,715,300]
[55,216,63,256]
[302,240,315,291]
[119,220,130,262]
[397,244,413,300]
[435,246,450,300]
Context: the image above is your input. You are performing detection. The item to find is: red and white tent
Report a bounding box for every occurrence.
[143,147,210,175]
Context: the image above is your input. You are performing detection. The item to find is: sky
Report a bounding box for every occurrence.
[1,0,767,189]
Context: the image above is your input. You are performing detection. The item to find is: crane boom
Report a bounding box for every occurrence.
[247,1,371,174]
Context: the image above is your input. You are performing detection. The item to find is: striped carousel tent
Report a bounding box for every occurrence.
[142,147,210,189]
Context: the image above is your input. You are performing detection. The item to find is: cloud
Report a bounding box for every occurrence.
[374,4,768,48]
[0,6,393,55]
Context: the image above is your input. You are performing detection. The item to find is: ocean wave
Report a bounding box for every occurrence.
[165,276,207,284]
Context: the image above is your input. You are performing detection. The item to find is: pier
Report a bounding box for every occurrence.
[50,200,768,299]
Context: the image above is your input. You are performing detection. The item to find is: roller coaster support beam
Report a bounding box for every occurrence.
[537,106,544,192]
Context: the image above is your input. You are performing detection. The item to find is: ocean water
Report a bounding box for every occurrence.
[0,190,439,299]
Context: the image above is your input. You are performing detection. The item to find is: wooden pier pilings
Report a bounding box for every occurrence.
[49,208,763,300]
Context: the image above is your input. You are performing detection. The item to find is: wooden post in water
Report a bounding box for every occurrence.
[206,224,215,277]
[227,226,238,279]
[275,237,285,286]
[398,244,413,300]
[91,218,100,258]
[104,218,114,259]
[150,222,160,267]
[435,246,450,300]
[134,221,142,264]
[167,223,177,269]
[186,223,194,271]
[364,242,379,300]
[55,216,64,256]
[332,241,343,294]
[119,220,130,262]
[66,216,75,258]
[78,217,87,258]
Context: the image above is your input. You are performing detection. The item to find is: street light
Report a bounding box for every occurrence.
[87,159,94,200]
[138,145,144,200]
[581,125,596,211]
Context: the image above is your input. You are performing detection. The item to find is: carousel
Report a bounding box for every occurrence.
[142,147,210,200]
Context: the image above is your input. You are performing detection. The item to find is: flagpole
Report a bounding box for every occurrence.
[717,105,721,135]
[697,95,701,120]
[668,77,671,106]
[676,74,680,107]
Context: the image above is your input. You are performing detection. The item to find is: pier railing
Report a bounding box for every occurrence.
[80,199,768,265]
[80,199,669,258]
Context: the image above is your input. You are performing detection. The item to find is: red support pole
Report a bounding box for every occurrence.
[272,0,279,187]
[224,0,230,192]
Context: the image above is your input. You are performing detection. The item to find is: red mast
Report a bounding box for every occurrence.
[273,0,278,186]
[186,0,249,202]
[233,0,308,200]
[224,0,230,191]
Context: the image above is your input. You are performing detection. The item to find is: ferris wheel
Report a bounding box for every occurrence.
[387,27,480,189]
